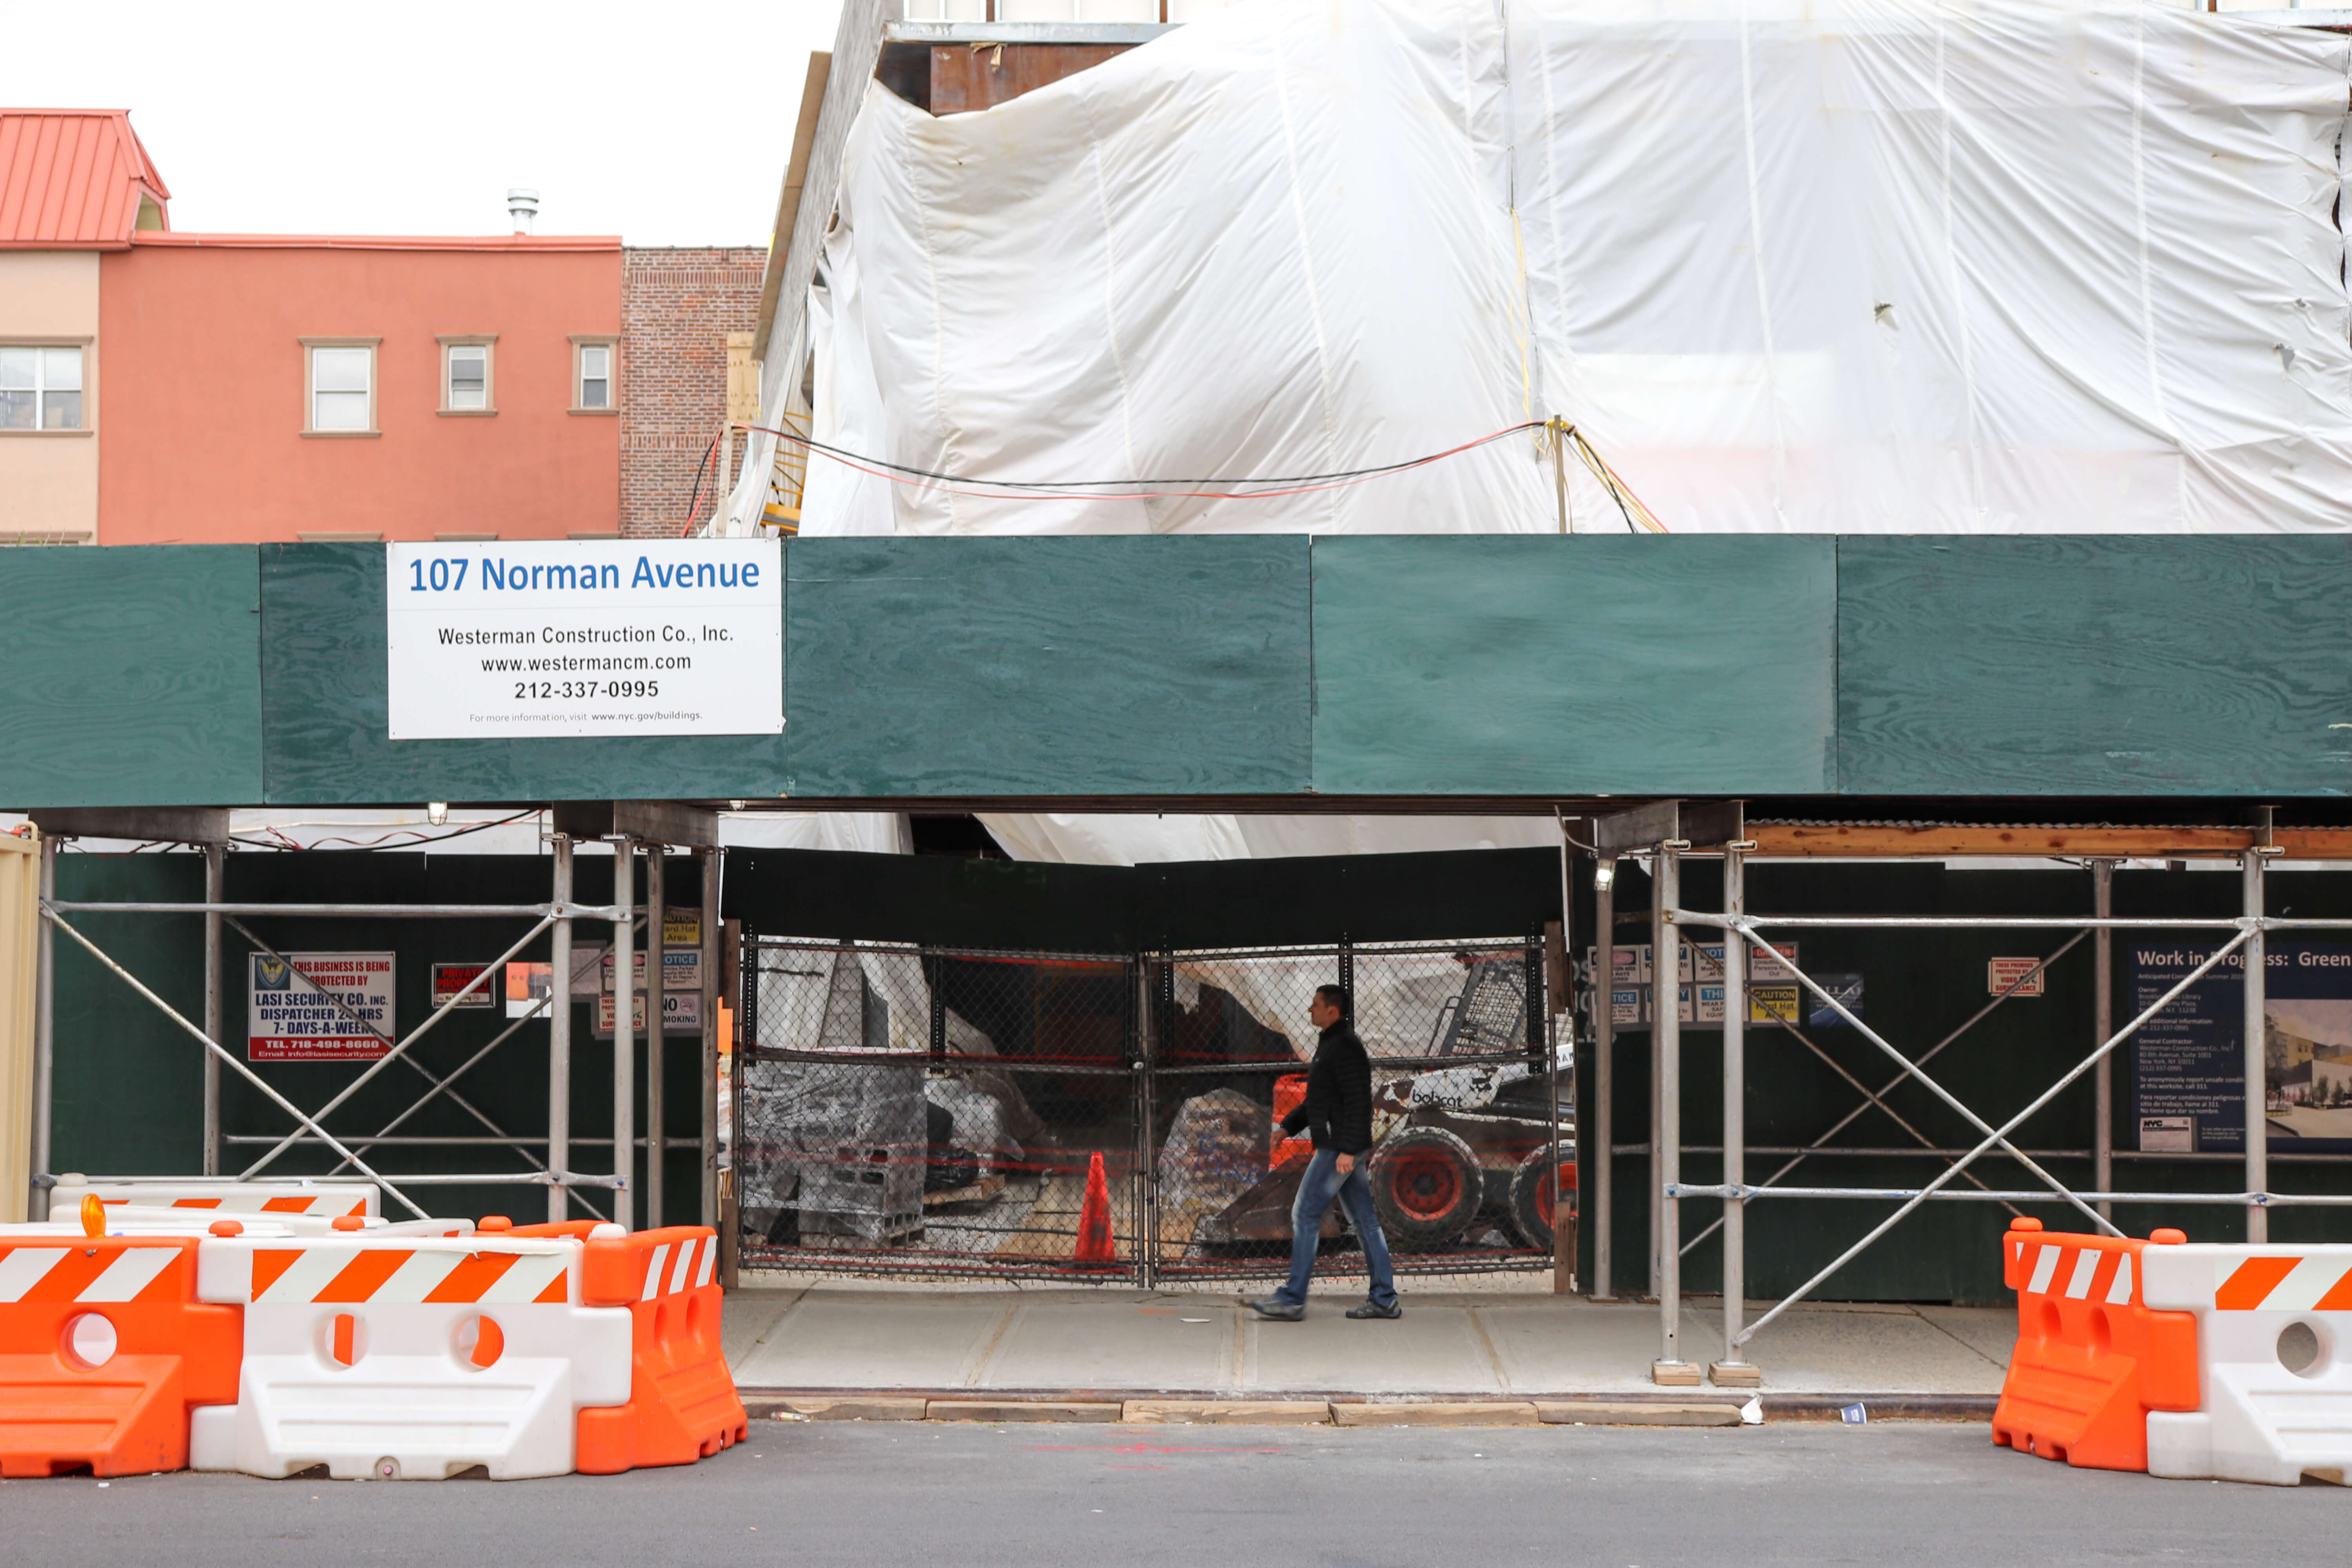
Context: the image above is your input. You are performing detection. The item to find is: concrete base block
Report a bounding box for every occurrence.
[927,1400,1122,1423]
[1331,1401,1540,1427]
[772,1397,930,1421]
[1535,1400,1742,1427]
[1123,1400,1332,1425]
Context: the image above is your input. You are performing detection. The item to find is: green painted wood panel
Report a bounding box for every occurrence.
[784,537,1312,797]
[0,545,263,808]
[1310,536,1837,796]
[260,544,789,804]
[1838,538,2352,796]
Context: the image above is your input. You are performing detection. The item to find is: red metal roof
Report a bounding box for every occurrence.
[0,110,170,248]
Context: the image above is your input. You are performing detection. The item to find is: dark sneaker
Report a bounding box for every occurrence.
[1247,1296,1304,1321]
[1346,1299,1403,1320]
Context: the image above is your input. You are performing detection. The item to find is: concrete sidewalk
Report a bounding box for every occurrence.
[722,1275,2015,1405]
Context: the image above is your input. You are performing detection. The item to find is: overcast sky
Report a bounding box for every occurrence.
[4,0,846,245]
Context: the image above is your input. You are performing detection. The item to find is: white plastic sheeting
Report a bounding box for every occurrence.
[773,0,2352,866]
[799,0,2352,538]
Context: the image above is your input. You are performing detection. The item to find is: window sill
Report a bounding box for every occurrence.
[568,406,619,417]
[300,430,382,439]
[438,407,498,417]
[0,427,94,437]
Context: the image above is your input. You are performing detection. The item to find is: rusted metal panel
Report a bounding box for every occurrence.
[930,44,1135,115]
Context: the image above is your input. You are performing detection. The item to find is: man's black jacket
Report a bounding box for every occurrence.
[1279,1021,1374,1155]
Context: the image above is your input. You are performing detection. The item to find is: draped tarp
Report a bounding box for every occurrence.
[800,0,2352,539]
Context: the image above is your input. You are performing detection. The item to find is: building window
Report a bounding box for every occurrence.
[301,338,380,435]
[438,336,497,415]
[572,336,617,414]
[0,345,83,431]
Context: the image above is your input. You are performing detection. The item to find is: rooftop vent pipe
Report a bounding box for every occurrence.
[507,188,539,234]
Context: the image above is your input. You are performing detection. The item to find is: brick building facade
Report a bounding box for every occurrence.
[619,246,765,539]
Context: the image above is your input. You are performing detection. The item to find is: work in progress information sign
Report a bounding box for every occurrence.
[385,540,782,739]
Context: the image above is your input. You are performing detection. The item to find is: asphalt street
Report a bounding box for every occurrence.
[4,1421,2343,1567]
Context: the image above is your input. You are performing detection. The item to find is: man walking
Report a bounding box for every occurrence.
[1248,984,1402,1321]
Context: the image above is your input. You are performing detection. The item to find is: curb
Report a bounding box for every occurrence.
[741,1389,1997,1426]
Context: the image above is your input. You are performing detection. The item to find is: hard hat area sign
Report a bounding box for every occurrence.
[384,540,782,740]
[248,952,396,1060]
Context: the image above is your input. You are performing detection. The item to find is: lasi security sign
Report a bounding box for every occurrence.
[249,952,395,1061]
[385,541,781,739]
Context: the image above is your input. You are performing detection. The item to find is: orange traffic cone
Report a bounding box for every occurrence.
[1074,1151,1116,1265]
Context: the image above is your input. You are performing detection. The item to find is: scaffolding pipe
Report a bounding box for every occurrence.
[1655,842,1693,1381]
[233,915,554,1180]
[700,846,720,1228]
[1592,860,1615,1301]
[39,906,431,1219]
[1649,854,1663,1301]
[550,835,573,1225]
[1730,927,2251,1348]
[646,848,666,1230]
[1716,844,1752,1382]
[203,842,222,1178]
[613,838,636,1232]
[2245,850,2269,1245]
[2093,860,2114,1224]
[46,901,621,920]
[30,835,54,1223]
[1726,925,2120,1239]
[1670,1184,2352,1207]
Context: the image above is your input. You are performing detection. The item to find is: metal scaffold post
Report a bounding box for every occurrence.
[202,840,223,1177]
[2245,847,2268,1245]
[612,837,636,1232]
[1712,840,1758,1388]
[1654,838,1697,1385]
[647,846,666,1230]
[700,846,721,1228]
[548,833,573,1225]
[1591,856,1614,1300]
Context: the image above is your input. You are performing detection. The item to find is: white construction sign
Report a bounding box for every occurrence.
[248,952,395,1062]
[385,541,781,739]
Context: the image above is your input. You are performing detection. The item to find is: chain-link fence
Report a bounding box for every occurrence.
[735,936,1570,1284]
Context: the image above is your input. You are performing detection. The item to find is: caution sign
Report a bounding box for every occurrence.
[1988,958,2047,998]
[249,952,395,1061]
[430,962,497,1011]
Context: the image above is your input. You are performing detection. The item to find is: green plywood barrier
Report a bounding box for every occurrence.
[784,536,1312,798]
[1838,537,2352,796]
[0,545,262,808]
[259,544,789,804]
[1310,535,1838,796]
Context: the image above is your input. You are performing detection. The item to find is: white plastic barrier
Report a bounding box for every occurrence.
[2142,1243,2352,1486]
[191,1229,631,1480]
[51,1175,380,1221]
[56,1205,471,1240]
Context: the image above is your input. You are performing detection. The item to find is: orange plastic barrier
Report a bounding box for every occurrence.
[1271,1075,1312,1169]
[0,1233,241,1477]
[575,1227,747,1474]
[1990,1218,2200,1471]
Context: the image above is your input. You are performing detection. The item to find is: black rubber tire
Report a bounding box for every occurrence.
[1508,1145,1574,1251]
[1368,1127,1482,1249]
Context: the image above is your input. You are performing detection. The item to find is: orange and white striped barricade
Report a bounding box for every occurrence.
[1990,1219,2199,1471]
[2142,1242,2352,1486]
[191,1229,630,1480]
[0,1230,243,1477]
[51,1176,379,1223]
[575,1225,748,1472]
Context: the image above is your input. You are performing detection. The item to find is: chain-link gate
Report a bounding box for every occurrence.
[734,935,1570,1284]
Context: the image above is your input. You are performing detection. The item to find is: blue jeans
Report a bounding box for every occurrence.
[1274,1147,1398,1309]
